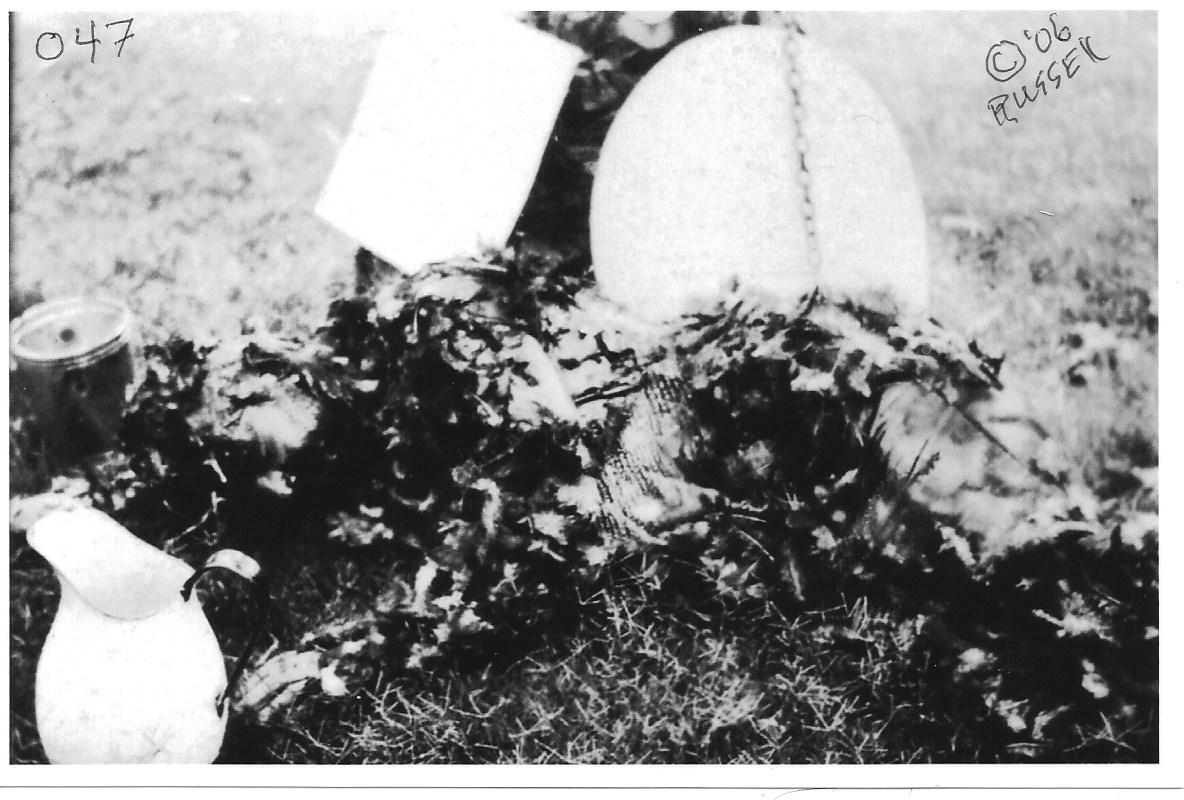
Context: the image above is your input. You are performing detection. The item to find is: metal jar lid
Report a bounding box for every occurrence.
[10,297,134,372]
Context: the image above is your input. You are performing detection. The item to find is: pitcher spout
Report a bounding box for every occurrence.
[27,506,194,620]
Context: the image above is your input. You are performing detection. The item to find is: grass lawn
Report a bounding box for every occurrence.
[9,11,1157,765]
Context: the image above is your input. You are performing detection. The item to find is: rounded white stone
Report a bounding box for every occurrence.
[590,25,929,323]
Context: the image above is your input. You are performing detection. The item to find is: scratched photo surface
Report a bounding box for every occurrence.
[9,12,1157,765]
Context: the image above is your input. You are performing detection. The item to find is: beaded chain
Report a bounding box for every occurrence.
[778,13,823,280]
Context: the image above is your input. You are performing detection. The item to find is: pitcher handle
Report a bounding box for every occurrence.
[180,549,269,715]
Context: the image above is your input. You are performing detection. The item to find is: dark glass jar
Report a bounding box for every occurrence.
[11,297,138,469]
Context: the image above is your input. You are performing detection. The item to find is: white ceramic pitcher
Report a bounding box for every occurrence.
[27,506,262,763]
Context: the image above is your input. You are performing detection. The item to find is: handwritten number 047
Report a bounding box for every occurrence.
[36,18,134,62]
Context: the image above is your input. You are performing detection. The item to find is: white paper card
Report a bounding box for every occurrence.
[315,14,583,272]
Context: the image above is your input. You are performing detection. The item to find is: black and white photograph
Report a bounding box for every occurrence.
[6,8,1165,776]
